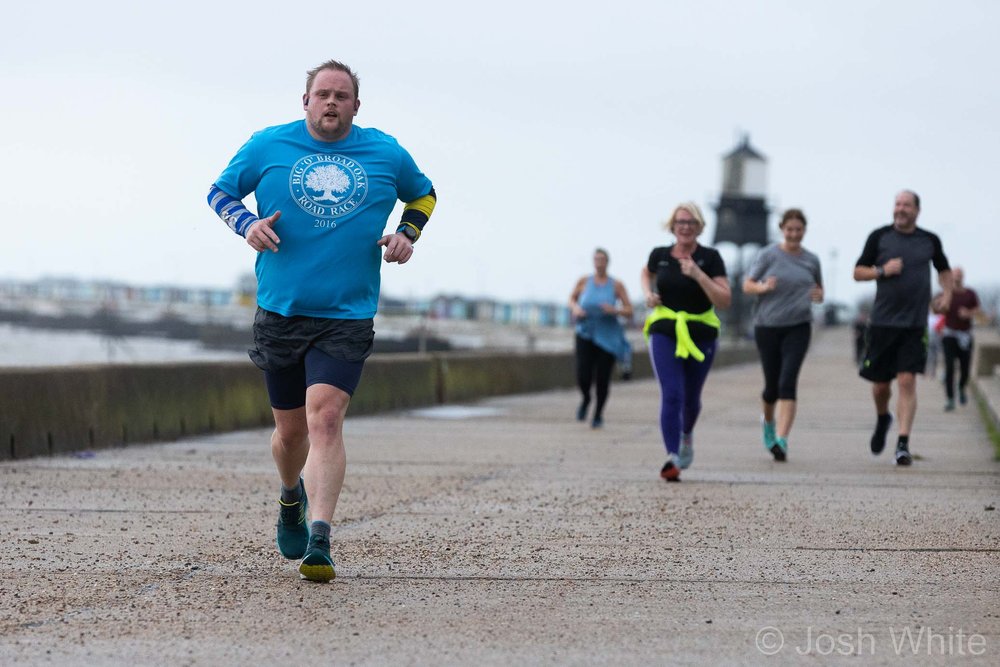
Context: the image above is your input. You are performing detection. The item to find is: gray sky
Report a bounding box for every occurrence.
[3,0,997,308]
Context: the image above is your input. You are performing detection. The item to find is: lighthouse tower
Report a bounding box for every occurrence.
[712,135,771,337]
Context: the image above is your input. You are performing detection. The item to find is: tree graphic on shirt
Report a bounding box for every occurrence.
[306,165,350,202]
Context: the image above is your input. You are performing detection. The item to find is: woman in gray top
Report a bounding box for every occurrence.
[742,209,823,461]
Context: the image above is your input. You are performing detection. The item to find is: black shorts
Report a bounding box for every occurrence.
[858,325,926,383]
[249,308,374,409]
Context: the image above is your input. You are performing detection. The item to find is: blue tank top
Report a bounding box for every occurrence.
[577,276,617,319]
[575,276,631,363]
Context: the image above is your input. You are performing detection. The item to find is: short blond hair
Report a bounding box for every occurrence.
[665,202,707,234]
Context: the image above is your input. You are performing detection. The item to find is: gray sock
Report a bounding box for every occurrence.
[280,479,303,504]
[310,520,331,542]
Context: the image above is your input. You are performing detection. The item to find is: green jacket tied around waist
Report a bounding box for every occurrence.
[643,305,721,361]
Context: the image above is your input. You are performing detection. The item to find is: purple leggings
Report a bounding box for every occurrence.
[649,333,717,455]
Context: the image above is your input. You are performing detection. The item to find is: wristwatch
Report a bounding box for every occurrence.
[874,265,885,279]
[396,224,419,243]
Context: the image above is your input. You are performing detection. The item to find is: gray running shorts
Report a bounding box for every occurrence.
[249,308,374,408]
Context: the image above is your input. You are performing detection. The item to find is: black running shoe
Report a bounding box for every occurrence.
[769,442,787,462]
[895,443,912,466]
[871,413,893,455]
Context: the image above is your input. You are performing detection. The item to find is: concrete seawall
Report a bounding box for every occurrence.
[970,332,1000,456]
[0,343,758,461]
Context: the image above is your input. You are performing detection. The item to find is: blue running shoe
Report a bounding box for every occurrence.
[761,418,776,451]
[276,487,309,560]
[678,433,694,469]
[299,534,336,582]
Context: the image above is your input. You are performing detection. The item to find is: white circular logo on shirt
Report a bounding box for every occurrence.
[289,154,368,219]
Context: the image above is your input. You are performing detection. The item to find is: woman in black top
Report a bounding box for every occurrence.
[640,202,730,481]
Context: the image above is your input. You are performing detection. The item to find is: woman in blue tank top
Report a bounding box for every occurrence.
[569,248,634,428]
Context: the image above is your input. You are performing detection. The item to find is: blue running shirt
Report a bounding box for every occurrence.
[575,276,630,362]
[214,121,433,318]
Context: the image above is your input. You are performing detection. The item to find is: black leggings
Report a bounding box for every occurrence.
[941,335,973,400]
[575,335,615,418]
[754,323,812,403]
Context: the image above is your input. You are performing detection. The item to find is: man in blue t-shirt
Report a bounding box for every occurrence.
[854,190,951,467]
[207,60,436,581]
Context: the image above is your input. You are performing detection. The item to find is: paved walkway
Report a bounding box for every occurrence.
[2,327,998,665]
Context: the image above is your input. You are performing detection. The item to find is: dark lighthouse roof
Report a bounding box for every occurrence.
[724,134,767,161]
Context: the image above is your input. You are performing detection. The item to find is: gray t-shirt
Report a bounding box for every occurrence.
[855,225,949,328]
[747,244,823,327]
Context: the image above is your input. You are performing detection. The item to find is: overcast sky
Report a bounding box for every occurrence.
[3,0,997,308]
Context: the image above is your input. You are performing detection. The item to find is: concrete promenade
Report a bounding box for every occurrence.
[2,327,998,665]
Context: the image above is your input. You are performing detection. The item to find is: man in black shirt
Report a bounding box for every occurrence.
[854,190,953,465]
